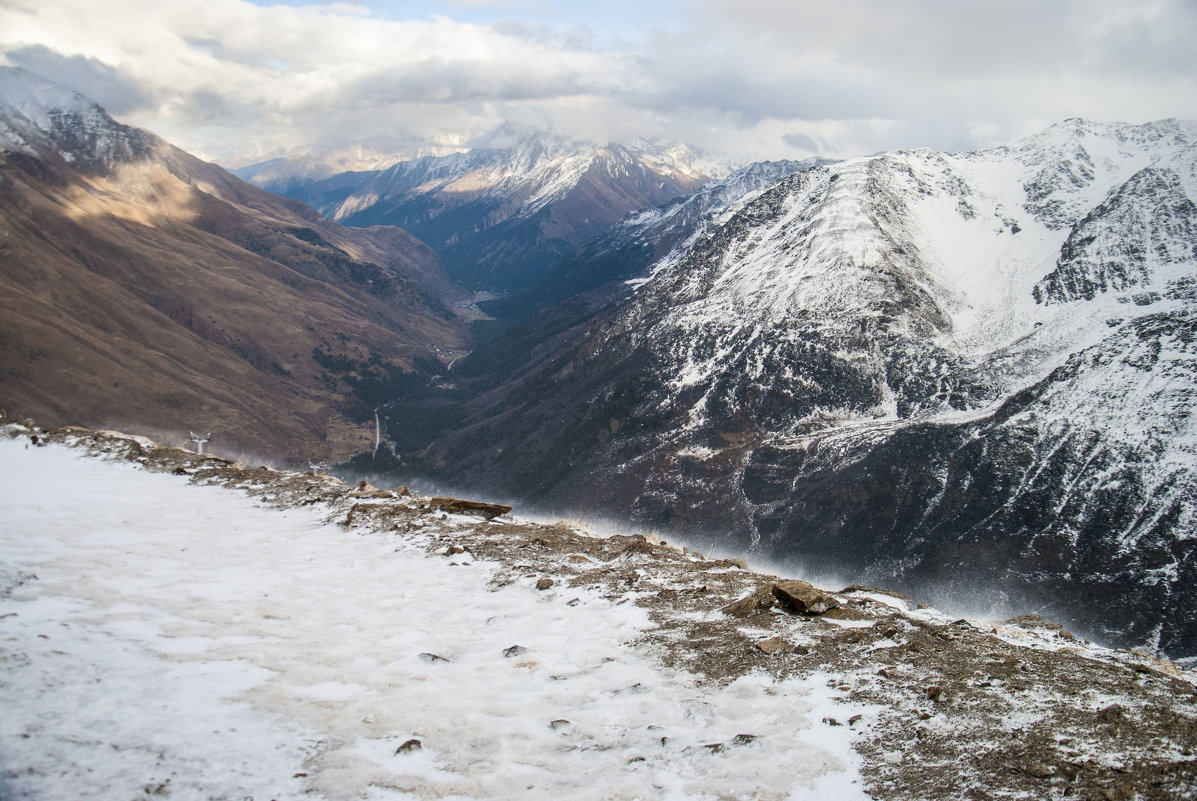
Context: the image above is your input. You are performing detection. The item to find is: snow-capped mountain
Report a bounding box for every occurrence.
[238,127,721,292]
[0,68,156,169]
[0,67,470,460]
[481,157,835,320]
[231,136,472,192]
[379,119,1197,658]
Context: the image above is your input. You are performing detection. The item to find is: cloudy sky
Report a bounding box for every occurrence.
[1,0,1195,165]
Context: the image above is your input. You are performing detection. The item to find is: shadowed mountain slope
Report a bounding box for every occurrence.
[0,68,471,462]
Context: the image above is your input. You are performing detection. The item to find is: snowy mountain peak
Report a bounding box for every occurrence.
[0,66,98,129]
[0,67,154,169]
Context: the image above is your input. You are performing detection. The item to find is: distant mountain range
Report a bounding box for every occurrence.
[236,128,721,294]
[0,67,471,461]
[372,118,1197,658]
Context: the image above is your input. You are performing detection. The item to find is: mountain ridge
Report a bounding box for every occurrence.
[237,128,724,293]
[368,117,1197,657]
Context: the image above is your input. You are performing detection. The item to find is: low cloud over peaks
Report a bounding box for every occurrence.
[1,0,1193,163]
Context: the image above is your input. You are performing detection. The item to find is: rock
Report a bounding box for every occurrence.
[703,742,725,753]
[1097,703,1125,723]
[1104,785,1135,801]
[755,637,787,655]
[1024,762,1054,779]
[772,581,840,615]
[536,577,554,591]
[848,715,863,727]
[395,739,422,754]
[418,652,450,663]
[503,645,528,658]
[549,719,572,731]
[616,539,656,558]
[428,496,512,520]
[1007,613,1063,631]
[444,545,465,556]
[926,686,945,703]
[822,717,842,726]
[730,734,757,746]
[721,587,776,619]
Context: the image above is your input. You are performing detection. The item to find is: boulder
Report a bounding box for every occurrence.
[428,497,512,520]
[755,637,787,655]
[721,587,776,619]
[772,581,840,615]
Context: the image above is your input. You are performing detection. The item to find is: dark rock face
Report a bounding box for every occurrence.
[1035,168,1197,303]
[744,311,1197,654]
[1022,143,1096,230]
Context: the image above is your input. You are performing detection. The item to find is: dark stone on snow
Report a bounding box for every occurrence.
[772,581,840,615]
[428,497,512,520]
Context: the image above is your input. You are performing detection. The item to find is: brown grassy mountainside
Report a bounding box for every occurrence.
[0,69,471,462]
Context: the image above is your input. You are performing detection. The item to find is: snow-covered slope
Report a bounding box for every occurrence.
[0,426,862,801]
[382,119,1197,658]
[4,423,1196,801]
[239,127,722,291]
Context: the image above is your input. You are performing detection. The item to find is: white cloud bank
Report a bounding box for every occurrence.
[1,0,1194,163]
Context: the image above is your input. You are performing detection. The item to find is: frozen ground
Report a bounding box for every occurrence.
[0,432,865,801]
[2,421,1195,800]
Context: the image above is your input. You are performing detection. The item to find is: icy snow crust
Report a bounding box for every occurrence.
[0,436,865,801]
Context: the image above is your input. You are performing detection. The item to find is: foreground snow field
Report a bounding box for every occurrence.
[0,434,865,801]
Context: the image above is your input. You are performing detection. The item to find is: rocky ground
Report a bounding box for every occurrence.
[5,418,1196,800]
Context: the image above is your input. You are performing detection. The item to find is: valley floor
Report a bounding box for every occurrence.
[1,422,1195,800]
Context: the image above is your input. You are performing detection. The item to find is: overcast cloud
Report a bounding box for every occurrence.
[1,0,1194,164]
